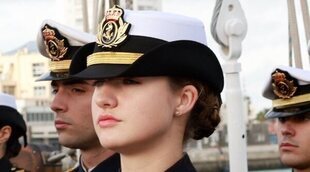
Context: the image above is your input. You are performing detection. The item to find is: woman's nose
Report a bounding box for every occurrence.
[93,84,118,109]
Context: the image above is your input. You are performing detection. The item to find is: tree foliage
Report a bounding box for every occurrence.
[256,108,270,122]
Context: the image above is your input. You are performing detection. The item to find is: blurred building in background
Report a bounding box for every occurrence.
[0,41,58,149]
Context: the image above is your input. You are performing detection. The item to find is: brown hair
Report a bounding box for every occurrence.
[168,77,222,141]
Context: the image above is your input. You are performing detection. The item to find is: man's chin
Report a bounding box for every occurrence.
[280,153,304,169]
[58,136,79,149]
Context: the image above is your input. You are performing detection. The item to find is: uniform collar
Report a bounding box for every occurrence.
[77,153,120,172]
[165,153,196,172]
[0,156,12,170]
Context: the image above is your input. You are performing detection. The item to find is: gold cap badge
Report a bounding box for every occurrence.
[272,70,297,99]
[97,5,131,48]
[42,25,68,61]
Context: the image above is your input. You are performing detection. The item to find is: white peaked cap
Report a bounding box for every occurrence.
[123,10,207,45]
[0,92,17,109]
[36,19,96,58]
[263,65,310,99]
[272,65,310,84]
[262,65,310,118]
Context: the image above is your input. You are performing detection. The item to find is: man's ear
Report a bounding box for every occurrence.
[174,85,199,116]
[0,126,12,144]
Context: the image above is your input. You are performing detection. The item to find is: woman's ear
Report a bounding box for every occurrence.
[174,85,199,116]
[0,126,12,144]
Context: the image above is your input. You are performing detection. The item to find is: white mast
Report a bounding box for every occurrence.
[211,0,248,171]
[287,0,310,67]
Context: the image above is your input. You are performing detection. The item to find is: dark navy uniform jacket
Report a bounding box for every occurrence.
[166,153,197,172]
[0,156,25,172]
[68,153,196,172]
[68,153,120,172]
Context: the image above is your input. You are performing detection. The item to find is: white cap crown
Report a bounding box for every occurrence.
[123,10,207,45]
[0,93,17,109]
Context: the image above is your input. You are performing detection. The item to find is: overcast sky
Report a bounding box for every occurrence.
[0,0,309,115]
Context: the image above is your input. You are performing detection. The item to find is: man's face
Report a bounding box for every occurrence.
[276,112,310,171]
[50,79,98,149]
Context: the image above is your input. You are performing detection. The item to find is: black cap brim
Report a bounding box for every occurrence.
[265,104,310,119]
[73,40,224,93]
[36,72,71,81]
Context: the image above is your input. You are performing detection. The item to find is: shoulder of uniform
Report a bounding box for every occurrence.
[65,166,79,172]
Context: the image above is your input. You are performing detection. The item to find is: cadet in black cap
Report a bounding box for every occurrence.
[0,93,27,171]
[36,20,120,172]
[70,5,223,172]
[263,66,310,171]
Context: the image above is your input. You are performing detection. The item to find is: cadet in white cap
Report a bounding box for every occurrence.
[36,19,96,81]
[70,5,223,172]
[0,93,27,171]
[36,20,120,172]
[263,65,310,171]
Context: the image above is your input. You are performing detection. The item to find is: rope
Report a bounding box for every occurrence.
[288,24,293,66]
[300,0,310,44]
[300,0,310,59]
[210,0,226,47]
[287,0,303,68]
[82,0,89,33]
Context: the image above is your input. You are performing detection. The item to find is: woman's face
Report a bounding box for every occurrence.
[92,76,181,152]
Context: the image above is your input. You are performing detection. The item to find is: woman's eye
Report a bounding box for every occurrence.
[122,78,139,85]
[72,88,85,93]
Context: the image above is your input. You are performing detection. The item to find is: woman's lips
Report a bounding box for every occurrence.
[97,115,121,128]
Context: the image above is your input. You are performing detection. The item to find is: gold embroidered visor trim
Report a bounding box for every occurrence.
[49,60,71,72]
[272,93,310,109]
[87,52,143,66]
